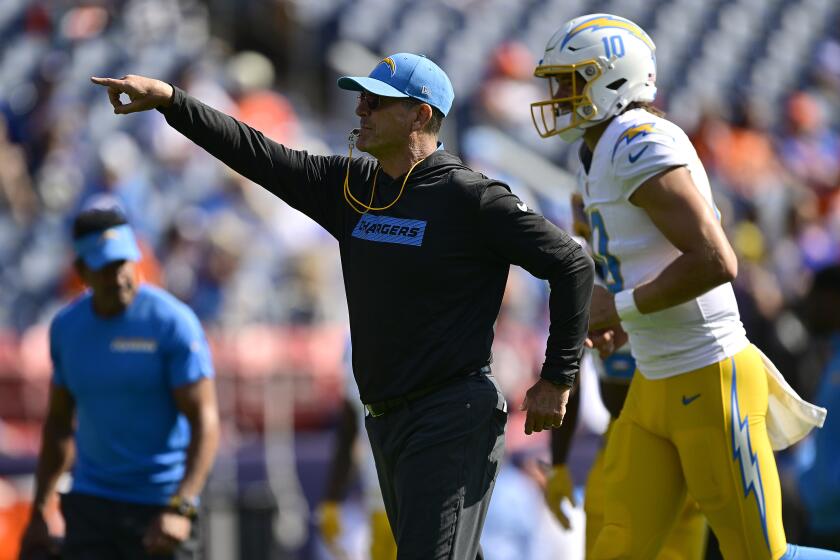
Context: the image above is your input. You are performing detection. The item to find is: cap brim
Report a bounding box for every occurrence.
[83,242,141,271]
[337,76,409,98]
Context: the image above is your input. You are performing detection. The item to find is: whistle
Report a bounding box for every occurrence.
[348,128,360,148]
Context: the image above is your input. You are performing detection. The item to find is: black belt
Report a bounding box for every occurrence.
[364,365,491,418]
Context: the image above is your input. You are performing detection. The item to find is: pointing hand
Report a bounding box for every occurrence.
[90,74,174,114]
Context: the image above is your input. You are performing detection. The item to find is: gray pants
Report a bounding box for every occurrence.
[365,373,507,560]
[60,492,199,560]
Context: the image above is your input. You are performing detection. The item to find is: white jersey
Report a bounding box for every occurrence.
[578,108,749,378]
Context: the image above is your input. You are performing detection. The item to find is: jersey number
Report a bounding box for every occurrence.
[590,210,624,293]
[602,35,625,59]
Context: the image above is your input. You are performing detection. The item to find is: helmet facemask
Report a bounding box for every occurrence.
[531,14,658,143]
[531,61,602,140]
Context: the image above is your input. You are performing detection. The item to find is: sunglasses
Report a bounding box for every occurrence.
[358,91,421,111]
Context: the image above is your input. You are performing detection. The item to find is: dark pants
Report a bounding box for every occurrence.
[60,493,199,560]
[365,373,507,560]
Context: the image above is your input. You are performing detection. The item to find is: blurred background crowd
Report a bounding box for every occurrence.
[1,0,839,558]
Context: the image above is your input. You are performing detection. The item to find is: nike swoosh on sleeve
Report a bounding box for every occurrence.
[628,145,650,163]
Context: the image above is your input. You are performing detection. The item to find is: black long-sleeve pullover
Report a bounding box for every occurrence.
[161,88,594,403]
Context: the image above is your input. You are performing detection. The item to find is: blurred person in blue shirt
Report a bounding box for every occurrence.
[19,207,219,560]
[799,264,840,551]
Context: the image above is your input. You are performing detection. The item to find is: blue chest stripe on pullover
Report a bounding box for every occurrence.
[352,215,426,246]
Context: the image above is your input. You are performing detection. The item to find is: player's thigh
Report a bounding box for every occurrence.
[658,499,707,560]
[590,415,686,559]
[676,349,786,560]
[584,427,610,556]
[593,443,707,560]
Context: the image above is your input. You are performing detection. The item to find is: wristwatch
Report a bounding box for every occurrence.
[168,495,199,519]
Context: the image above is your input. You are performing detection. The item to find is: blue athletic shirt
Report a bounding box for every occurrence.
[49,284,214,505]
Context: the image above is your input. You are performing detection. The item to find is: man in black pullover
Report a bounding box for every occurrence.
[92,52,593,559]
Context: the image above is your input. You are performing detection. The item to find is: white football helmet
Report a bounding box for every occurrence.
[531,14,657,142]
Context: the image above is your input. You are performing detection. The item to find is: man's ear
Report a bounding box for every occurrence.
[412,103,433,133]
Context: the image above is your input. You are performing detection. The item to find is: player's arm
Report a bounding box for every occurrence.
[143,377,219,555]
[31,384,75,513]
[316,398,359,546]
[550,381,580,466]
[478,183,594,434]
[20,384,75,556]
[545,383,580,528]
[590,166,737,329]
[172,377,220,501]
[630,166,737,313]
[322,398,359,503]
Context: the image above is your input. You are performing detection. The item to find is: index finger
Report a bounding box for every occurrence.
[90,76,124,88]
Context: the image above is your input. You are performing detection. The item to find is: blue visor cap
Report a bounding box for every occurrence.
[338,53,454,116]
[73,224,141,270]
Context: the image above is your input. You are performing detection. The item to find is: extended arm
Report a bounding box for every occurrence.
[90,75,345,232]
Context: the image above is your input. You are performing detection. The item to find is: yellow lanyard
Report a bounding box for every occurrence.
[342,135,427,215]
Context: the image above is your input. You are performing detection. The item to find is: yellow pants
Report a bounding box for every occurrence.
[591,345,787,560]
[585,422,707,559]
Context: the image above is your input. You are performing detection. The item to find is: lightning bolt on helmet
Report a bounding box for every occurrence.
[531,14,657,142]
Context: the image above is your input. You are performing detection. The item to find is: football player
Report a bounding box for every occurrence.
[532,13,834,560]
[546,193,707,559]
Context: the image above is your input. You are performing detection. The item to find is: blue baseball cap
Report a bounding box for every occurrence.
[338,53,455,116]
[73,224,141,270]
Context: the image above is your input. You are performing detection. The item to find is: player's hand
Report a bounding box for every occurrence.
[369,509,397,560]
[586,324,628,359]
[544,464,577,529]
[142,511,191,555]
[18,512,58,560]
[315,501,342,546]
[521,379,570,435]
[589,284,621,330]
[90,75,174,114]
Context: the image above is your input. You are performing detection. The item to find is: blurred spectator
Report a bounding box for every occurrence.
[472,41,558,160]
[0,115,38,227]
[777,92,840,215]
[797,264,840,551]
[691,100,791,241]
[478,41,540,131]
[807,38,840,129]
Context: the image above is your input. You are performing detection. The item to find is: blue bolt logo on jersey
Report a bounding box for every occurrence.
[612,123,657,162]
[730,359,770,549]
[352,215,426,246]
